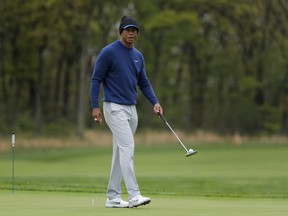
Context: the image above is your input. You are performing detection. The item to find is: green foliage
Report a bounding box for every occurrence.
[42,119,76,137]
[0,0,288,136]
[260,104,282,134]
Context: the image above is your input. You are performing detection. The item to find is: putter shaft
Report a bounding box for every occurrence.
[158,113,189,152]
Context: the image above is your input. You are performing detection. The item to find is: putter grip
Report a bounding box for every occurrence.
[157,112,167,123]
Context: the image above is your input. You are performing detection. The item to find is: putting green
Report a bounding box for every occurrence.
[0,144,287,215]
[1,191,287,216]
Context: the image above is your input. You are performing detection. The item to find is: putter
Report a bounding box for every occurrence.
[158,112,197,157]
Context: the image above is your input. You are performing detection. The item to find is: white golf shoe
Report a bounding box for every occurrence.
[105,198,129,208]
[129,195,151,208]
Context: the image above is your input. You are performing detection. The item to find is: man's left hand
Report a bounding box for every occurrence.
[153,103,163,115]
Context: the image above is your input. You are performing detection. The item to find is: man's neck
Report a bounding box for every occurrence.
[120,38,133,48]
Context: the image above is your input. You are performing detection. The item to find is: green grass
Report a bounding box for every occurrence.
[0,143,288,215]
[1,191,287,216]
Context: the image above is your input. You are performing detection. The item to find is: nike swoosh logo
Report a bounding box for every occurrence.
[112,201,121,204]
[134,60,139,63]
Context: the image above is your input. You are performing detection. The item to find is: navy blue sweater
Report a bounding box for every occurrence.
[90,40,159,108]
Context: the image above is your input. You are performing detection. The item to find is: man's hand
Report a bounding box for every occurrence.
[92,108,103,124]
[153,103,163,115]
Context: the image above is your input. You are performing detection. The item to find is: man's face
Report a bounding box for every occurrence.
[121,27,138,46]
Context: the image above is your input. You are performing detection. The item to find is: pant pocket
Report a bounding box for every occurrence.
[110,103,128,121]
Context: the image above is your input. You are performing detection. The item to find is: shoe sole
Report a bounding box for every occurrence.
[129,199,151,208]
[106,205,129,208]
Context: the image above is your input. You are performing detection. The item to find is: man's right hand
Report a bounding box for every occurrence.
[92,108,103,124]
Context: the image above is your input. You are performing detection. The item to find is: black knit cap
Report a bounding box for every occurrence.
[119,16,139,34]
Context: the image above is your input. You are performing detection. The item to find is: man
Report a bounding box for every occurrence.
[90,16,163,208]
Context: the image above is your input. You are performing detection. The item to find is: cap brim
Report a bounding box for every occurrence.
[123,24,139,30]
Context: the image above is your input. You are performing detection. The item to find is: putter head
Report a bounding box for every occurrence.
[185,150,197,157]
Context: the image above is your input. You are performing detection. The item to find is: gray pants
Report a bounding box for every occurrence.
[103,102,141,200]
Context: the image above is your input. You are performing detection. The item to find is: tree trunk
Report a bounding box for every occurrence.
[282,105,288,136]
[76,2,96,138]
[34,45,46,136]
[282,69,288,135]
[77,50,88,139]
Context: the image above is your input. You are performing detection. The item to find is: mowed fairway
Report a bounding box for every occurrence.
[0,142,288,216]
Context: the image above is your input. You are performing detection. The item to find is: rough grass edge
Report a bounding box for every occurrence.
[0,129,287,152]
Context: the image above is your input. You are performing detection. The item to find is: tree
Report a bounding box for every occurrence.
[1,0,288,136]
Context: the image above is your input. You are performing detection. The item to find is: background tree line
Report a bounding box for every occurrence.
[0,0,288,137]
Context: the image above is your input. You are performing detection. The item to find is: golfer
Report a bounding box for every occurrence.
[90,16,163,208]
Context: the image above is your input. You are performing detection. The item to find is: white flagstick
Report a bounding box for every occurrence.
[12,130,15,194]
